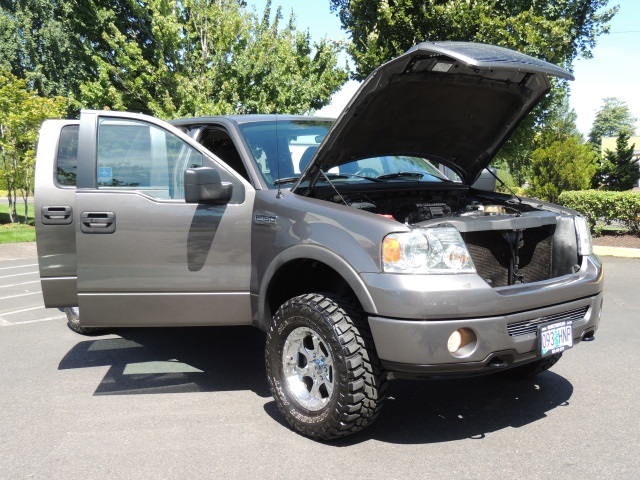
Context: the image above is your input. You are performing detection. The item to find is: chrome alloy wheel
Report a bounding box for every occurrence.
[282,326,335,411]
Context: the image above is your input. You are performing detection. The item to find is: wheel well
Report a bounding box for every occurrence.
[264,259,358,328]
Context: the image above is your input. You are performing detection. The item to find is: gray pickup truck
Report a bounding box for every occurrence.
[35,41,603,440]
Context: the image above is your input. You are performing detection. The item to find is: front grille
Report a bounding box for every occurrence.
[507,306,588,337]
[463,226,554,287]
[464,232,510,286]
[517,227,553,283]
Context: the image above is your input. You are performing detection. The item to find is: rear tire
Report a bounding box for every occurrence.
[499,353,563,379]
[64,307,105,336]
[265,293,386,440]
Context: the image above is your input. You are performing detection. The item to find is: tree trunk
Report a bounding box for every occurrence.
[9,155,18,223]
[22,195,29,225]
[8,188,17,223]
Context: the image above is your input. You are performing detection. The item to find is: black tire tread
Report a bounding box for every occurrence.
[65,308,105,336]
[265,293,386,440]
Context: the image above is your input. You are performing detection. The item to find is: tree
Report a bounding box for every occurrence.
[0,71,65,223]
[0,0,348,117]
[588,97,637,147]
[0,0,84,111]
[596,132,639,191]
[169,0,348,117]
[528,135,597,203]
[330,0,617,81]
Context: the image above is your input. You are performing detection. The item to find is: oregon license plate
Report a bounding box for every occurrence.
[538,320,573,357]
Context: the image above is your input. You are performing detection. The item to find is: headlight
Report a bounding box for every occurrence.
[382,227,476,274]
[574,216,593,256]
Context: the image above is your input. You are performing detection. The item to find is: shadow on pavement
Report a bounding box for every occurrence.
[58,326,270,398]
[265,371,573,445]
[59,326,573,445]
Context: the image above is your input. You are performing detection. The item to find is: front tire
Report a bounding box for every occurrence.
[265,293,386,440]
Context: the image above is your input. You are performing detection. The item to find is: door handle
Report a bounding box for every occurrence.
[80,212,116,234]
[41,206,73,225]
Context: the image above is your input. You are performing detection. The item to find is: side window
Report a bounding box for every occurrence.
[97,118,202,199]
[198,128,250,182]
[56,125,79,186]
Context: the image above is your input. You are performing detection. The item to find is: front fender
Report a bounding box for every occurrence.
[256,244,378,331]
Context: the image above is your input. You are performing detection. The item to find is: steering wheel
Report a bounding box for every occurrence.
[354,168,379,178]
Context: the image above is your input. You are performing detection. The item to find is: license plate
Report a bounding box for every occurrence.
[538,320,573,357]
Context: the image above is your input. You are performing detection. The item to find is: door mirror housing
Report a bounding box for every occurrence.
[184,167,233,204]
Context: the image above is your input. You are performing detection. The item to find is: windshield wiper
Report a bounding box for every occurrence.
[376,171,426,180]
[323,172,384,182]
[273,176,301,186]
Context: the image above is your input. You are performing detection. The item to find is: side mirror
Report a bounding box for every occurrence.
[184,167,233,204]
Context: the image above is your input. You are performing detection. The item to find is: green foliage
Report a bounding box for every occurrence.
[171,1,348,117]
[594,132,639,191]
[559,190,640,233]
[529,135,597,203]
[0,0,81,102]
[0,223,36,243]
[0,71,65,223]
[588,97,637,147]
[330,0,617,80]
[534,96,582,148]
[494,168,516,194]
[495,94,582,186]
[0,0,348,118]
[0,201,34,224]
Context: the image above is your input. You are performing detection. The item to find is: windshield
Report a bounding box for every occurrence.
[335,155,451,182]
[238,120,332,188]
[238,119,454,188]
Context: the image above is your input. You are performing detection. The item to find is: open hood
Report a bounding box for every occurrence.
[294,41,573,189]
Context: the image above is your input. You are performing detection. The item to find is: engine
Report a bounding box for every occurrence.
[340,191,521,225]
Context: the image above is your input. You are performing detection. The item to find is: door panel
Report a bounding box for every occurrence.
[75,111,254,327]
[35,121,79,307]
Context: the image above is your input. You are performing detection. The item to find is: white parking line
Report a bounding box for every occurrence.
[0,291,42,300]
[0,263,38,271]
[0,315,65,326]
[0,280,40,289]
[2,305,45,316]
[0,271,39,280]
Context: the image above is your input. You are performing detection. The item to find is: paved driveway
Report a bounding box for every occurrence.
[0,253,638,479]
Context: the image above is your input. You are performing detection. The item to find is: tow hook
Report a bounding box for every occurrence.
[488,356,509,368]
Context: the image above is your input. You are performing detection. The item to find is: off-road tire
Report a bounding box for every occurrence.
[499,353,563,379]
[65,307,105,336]
[265,293,387,440]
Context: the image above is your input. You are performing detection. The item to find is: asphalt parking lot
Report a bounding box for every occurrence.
[1,248,638,480]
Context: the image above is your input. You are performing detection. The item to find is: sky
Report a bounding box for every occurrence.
[248,0,640,137]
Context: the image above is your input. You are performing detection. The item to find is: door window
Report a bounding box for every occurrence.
[97,118,202,199]
[56,124,79,187]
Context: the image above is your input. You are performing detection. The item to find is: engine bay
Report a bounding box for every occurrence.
[317,186,534,225]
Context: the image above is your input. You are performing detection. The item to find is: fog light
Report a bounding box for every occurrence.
[447,330,463,353]
[446,328,478,357]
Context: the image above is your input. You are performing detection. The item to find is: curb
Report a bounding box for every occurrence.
[0,242,37,261]
[593,245,640,259]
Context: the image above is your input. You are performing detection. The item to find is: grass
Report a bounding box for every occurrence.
[0,202,36,244]
[0,223,36,243]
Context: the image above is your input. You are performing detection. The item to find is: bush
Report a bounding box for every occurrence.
[529,136,597,203]
[558,190,640,233]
